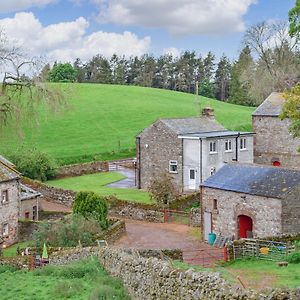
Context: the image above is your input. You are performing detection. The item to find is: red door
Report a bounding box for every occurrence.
[238,215,253,238]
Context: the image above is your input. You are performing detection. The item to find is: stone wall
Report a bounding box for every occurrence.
[0,179,19,246]
[253,116,300,170]
[202,187,282,238]
[56,161,109,178]
[49,247,300,300]
[189,208,201,227]
[137,120,183,191]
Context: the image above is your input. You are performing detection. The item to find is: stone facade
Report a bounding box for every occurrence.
[201,187,282,239]
[253,116,300,169]
[0,180,20,246]
[20,197,39,221]
[137,120,183,190]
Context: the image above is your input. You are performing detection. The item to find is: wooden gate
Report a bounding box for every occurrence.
[164,209,190,225]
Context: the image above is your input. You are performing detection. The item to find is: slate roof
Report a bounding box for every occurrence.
[179,131,254,139]
[201,163,300,199]
[160,116,225,135]
[0,158,20,183]
[20,184,41,201]
[252,92,285,117]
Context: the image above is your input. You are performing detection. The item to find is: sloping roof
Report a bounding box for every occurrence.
[0,157,20,183]
[160,116,225,135]
[201,163,300,199]
[20,184,41,201]
[252,92,285,117]
[179,131,254,139]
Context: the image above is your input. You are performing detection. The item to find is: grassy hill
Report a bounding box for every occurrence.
[0,84,255,165]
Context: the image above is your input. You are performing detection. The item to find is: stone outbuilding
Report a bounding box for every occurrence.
[201,163,300,241]
[136,108,253,192]
[252,92,300,169]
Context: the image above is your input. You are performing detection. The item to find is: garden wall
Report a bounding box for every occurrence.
[56,161,109,179]
[49,247,300,300]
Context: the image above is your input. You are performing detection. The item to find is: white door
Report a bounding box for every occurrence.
[203,212,212,241]
[189,168,196,189]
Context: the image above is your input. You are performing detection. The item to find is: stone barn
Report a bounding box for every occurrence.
[252,92,300,169]
[136,108,253,192]
[201,163,300,241]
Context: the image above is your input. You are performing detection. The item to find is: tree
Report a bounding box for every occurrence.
[0,31,64,128]
[215,55,231,101]
[289,0,300,40]
[73,58,86,83]
[48,63,77,82]
[281,83,300,139]
[73,191,108,229]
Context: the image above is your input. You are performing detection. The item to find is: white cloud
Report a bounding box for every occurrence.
[0,12,151,62]
[163,47,181,57]
[0,0,57,13]
[95,0,257,36]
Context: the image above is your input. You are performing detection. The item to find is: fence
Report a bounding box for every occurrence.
[164,209,190,225]
[231,239,295,261]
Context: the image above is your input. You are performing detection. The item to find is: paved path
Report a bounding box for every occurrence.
[115,219,224,266]
[107,165,136,188]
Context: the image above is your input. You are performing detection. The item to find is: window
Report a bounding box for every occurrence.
[169,160,178,173]
[1,190,8,204]
[25,212,30,219]
[2,223,8,237]
[240,138,247,150]
[209,141,217,153]
[189,169,195,180]
[225,140,232,152]
[210,167,216,176]
[213,199,218,210]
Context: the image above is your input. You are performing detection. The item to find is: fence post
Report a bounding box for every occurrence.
[164,208,168,223]
[223,246,228,262]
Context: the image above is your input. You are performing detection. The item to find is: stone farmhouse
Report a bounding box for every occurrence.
[0,156,40,246]
[136,108,254,192]
[201,163,300,241]
[253,92,300,169]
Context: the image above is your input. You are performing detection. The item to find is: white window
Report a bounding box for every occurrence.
[225,140,232,152]
[2,223,8,236]
[240,138,247,150]
[1,190,8,204]
[210,167,216,176]
[169,160,178,173]
[209,141,217,153]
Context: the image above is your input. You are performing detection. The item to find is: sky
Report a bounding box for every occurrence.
[0,0,296,63]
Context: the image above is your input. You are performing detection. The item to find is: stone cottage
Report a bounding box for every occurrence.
[252,92,300,169]
[136,108,254,192]
[0,156,41,246]
[201,163,300,241]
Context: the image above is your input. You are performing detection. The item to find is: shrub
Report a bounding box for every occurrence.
[287,251,300,264]
[33,214,101,248]
[9,147,57,181]
[73,191,108,230]
[148,173,179,207]
[0,265,17,273]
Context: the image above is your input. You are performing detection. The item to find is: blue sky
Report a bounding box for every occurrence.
[0,0,295,62]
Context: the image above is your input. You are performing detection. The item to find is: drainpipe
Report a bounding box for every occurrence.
[200,185,204,241]
[235,132,240,162]
[181,138,184,193]
[136,137,141,189]
[200,138,203,183]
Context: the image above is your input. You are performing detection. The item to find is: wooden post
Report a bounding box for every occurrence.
[223,246,228,262]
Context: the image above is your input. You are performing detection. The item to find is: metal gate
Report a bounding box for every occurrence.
[164,209,190,225]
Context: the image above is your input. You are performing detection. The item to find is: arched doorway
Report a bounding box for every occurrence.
[238,215,253,238]
[272,161,281,167]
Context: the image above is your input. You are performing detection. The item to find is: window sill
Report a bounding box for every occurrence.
[209,152,218,155]
[225,150,233,153]
[239,149,248,152]
[169,171,178,174]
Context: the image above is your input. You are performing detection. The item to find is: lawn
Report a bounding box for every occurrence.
[47,172,154,204]
[0,257,130,300]
[0,83,255,165]
[3,241,34,257]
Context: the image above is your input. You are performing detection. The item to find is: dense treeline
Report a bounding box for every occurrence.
[42,21,300,106]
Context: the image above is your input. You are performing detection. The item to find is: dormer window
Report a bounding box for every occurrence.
[209,141,217,153]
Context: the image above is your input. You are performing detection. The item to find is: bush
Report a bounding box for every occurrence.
[33,214,101,248]
[9,147,57,181]
[0,265,17,273]
[73,191,108,230]
[287,251,300,264]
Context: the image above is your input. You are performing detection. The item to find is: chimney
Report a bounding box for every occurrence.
[202,107,214,118]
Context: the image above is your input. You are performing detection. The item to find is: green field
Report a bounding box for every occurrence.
[48,172,153,204]
[0,257,130,300]
[0,84,255,165]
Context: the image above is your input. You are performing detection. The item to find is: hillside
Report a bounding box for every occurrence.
[0,84,255,165]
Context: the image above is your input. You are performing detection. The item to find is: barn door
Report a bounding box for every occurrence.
[238,215,253,238]
[203,212,212,241]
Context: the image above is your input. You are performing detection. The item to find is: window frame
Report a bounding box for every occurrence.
[210,167,216,176]
[225,139,232,152]
[169,160,178,174]
[1,190,8,205]
[239,137,247,151]
[209,141,217,154]
[2,223,9,237]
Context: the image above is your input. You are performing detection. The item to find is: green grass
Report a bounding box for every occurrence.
[0,84,255,165]
[47,172,153,204]
[0,256,130,300]
[3,241,34,257]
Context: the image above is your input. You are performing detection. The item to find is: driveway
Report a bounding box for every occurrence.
[115,219,224,266]
[107,165,136,188]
